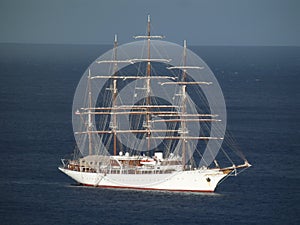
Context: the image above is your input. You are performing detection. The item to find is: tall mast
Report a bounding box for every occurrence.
[88,69,93,155]
[181,40,187,170]
[94,20,167,155]
[146,15,151,151]
[112,34,118,156]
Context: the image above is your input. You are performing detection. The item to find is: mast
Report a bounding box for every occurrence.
[146,14,151,152]
[112,34,118,156]
[181,40,187,170]
[88,69,93,155]
[165,40,214,169]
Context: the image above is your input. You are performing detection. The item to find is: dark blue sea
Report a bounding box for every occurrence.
[0,44,299,225]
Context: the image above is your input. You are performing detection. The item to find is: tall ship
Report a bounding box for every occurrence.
[59,16,251,192]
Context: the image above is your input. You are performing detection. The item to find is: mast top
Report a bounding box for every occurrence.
[88,68,91,78]
[133,15,164,39]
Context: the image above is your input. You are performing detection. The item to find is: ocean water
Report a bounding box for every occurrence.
[0,44,299,225]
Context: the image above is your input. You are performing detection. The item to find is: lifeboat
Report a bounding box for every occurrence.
[140,158,156,166]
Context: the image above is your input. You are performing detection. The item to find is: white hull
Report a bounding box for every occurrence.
[58,167,228,192]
